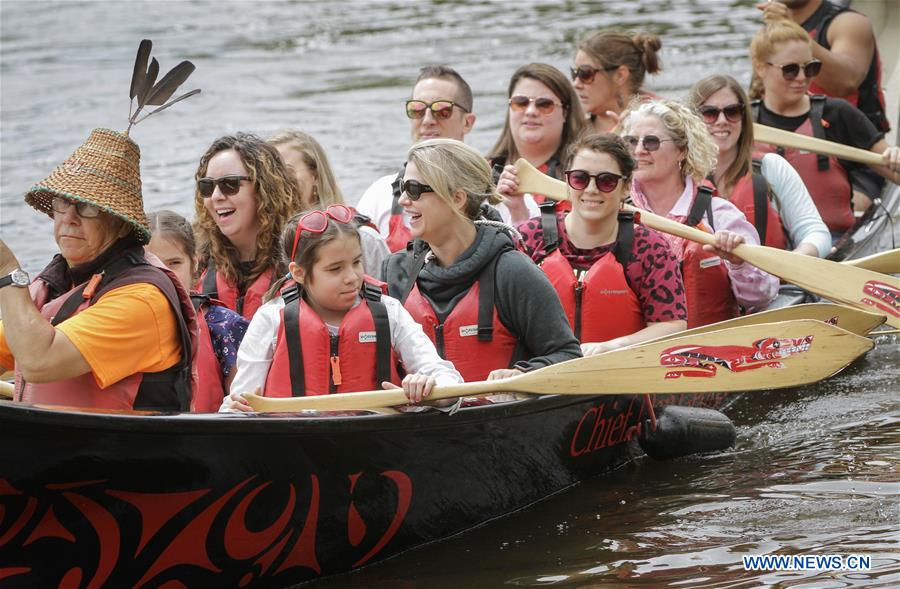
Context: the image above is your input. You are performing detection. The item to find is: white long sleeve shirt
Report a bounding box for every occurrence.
[230,294,463,396]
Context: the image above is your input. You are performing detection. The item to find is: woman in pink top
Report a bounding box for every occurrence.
[620,99,778,327]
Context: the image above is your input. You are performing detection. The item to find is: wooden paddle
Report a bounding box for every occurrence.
[645,302,884,343]
[244,319,872,412]
[0,380,13,400]
[753,123,884,167]
[513,159,900,329]
[843,248,900,274]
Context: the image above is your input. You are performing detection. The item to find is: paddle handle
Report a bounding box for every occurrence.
[0,380,14,400]
[753,123,883,167]
[244,379,515,412]
[513,158,569,201]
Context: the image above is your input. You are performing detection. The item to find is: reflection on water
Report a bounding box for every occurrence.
[1,2,897,587]
[314,338,899,588]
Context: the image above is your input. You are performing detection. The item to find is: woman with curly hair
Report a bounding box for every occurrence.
[620,99,778,327]
[194,133,303,320]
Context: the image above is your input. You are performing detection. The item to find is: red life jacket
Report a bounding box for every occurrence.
[263,282,399,396]
[676,186,740,328]
[752,96,854,234]
[14,249,197,411]
[189,294,227,412]
[199,259,275,321]
[725,159,788,250]
[401,249,520,382]
[385,169,413,253]
[802,0,890,132]
[537,206,645,342]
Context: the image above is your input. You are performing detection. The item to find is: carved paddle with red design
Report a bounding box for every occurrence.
[244,319,871,412]
[513,159,900,328]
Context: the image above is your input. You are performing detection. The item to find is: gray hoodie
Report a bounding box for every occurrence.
[383,224,581,371]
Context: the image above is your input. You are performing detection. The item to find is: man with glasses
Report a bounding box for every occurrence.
[757,0,890,133]
[356,65,476,253]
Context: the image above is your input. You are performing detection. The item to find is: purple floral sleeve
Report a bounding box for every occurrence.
[204,305,250,379]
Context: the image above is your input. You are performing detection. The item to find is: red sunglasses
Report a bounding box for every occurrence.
[290,204,354,261]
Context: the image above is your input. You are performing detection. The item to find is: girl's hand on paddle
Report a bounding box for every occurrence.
[487,368,524,380]
[497,165,521,196]
[382,373,437,404]
[219,389,256,413]
[703,230,745,265]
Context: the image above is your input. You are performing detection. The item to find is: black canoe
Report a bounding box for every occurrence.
[0,391,725,588]
[1,182,896,588]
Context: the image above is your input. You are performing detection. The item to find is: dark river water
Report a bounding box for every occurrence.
[1,1,897,587]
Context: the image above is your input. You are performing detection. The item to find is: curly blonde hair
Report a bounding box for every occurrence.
[193,133,303,288]
[620,98,718,182]
[407,139,503,222]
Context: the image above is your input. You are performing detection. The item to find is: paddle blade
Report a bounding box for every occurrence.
[244,319,871,413]
[514,158,568,201]
[843,248,900,274]
[519,319,872,395]
[644,303,886,343]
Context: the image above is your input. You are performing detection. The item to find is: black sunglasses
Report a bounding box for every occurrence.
[401,179,434,200]
[564,170,624,193]
[698,103,744,124]
[766,59,822,81]
[405,100,469,120]
[569,64,618,84]
[197,175,251,198]
[621,135,675,153]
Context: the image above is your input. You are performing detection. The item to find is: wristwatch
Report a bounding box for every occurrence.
[0,268,30,289]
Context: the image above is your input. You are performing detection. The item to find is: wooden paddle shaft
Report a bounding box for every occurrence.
[245,319,872,412]
[753,123,883,167]
[0,380,13,400]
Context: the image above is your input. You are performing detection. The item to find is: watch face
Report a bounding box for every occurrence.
[10,269,29,287]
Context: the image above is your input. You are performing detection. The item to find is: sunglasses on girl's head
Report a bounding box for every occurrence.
[698,103,744,124]
[564,170,624,193]
[569,64,617,84]
[197,175,251,198]
[290,204,354,260]
[766,59,822,81]
[621,134,675,153]
[508,95,563,115]
[405,100,469,120]
[401,179,434,201]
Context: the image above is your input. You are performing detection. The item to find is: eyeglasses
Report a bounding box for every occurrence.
[290,204,354,260]
[197,175,251,198]
[405,100,469,120]
[766,59,822,81]
[400,179,434,201]
[564,170,625,192]
[621,135,676,153]
[569,64,618,84]
[508,95,563,115]
[698,103,744,124]
[51,196,101,218]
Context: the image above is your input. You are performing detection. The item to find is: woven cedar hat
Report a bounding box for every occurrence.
[24,40,200,245]
[26,129,150,242]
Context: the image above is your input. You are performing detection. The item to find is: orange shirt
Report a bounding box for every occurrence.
[0,283,180,388]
